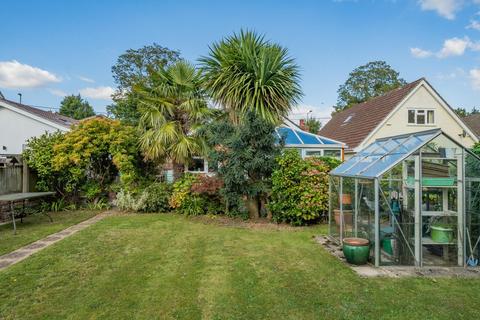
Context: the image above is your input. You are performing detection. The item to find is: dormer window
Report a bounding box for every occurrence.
[408,109,434,125]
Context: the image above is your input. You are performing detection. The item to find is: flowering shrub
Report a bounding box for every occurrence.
[269,150,340,225]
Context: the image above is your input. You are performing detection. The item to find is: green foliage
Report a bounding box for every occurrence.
[52,117,140,196]
[108,43,181,125]
[269,149,334,225]
[305,117,322,133]
[169,174,199,212]
[473,142,480,157]
[205,111,282,217]
[136,60,214,167]
[85,198,111,211]
[136,182,171,213]
[454,107,480,117]
[335,61,406,113]
[112,43,180,91]
[200,30,302,124]
[23,132,67,193]
[115,182,171,213]
[168,174,224,216]
[59,94,95,120]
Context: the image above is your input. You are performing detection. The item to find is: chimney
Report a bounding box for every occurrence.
[299,119,307,131]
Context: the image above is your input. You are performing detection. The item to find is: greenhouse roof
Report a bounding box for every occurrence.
[275,126,343,147]
[331,129,443,178]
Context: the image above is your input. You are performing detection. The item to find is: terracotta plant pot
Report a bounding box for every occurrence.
[341,194,352,205]
[334,209,353,226]
[343,237,370,265]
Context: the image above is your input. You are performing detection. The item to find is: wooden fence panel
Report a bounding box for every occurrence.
[0,167,23,195]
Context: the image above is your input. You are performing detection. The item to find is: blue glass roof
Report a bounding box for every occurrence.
[275,126,342,146]
[331,129,441,178]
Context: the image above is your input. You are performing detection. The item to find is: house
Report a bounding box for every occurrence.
[183,119,346,177]
[319,78,478,158]
[463,113,480,139]
[0,95,77,155]
[276,118,345,160]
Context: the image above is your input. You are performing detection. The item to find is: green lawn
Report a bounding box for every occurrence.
[0,213,479,319]
[0,210,98,256]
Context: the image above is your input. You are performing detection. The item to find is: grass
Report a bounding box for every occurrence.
[0,213,479,319]
[0,210,98,256]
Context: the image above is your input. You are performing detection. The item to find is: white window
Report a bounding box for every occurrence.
[408,109,435,125]
[304,150,323,157]
[186,157,208,173]
[323,150,341,158]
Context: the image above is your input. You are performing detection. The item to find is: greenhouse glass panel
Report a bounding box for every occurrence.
[331,129,440,178]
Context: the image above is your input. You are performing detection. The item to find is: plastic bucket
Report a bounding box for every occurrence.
[431,225,454,243]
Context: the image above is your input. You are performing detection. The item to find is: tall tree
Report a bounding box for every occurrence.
[335,61,406,113]
[200,30,302,124]
[305,117,321,134]
[107,43,181,125]
[454,107,480,117]
[205,111,282,219]
[59,94,95,120]
[135,60,214,174]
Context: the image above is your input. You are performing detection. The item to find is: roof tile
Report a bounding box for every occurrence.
[319,78,423,151]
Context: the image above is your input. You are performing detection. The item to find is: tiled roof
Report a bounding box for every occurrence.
[319,78,423,152]
[463,113,480,138]
[0,98,78,128]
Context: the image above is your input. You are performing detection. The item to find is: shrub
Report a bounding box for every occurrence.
[191,175,224,215]
[269,149,334,225]
[114,182,171,213]
[169,174,199,209]
[134,182,171,213]
[169,174,225,216]
[114,189,137,211]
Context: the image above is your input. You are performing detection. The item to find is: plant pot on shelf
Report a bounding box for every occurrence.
[343,238,370,265]
[431,225,454,243]
[341,194,352,205]
[334,209,353,226]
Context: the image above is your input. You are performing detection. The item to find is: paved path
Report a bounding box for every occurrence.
[0,213,107,271]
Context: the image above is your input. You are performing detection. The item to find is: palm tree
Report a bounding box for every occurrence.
[200,30,302,124]
[135,60,214,175]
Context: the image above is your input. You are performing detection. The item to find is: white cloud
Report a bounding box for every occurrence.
[467,19,480,30]
[49,88,67,97]
[77,75,95,83]
[418,0,463,20]
[410,47,434,58]
[0,60,61,89]
[469,68,480,90]
[79,86,114,100]
[437,36,470,57]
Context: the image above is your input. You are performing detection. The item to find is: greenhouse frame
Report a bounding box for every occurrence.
[329,129,480,267]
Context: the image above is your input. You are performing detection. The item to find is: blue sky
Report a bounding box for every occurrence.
[1,0,480,122]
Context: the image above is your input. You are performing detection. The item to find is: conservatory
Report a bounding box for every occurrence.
[329,129,480,267]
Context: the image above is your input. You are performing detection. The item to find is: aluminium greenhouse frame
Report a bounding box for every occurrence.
[329,129,480,267]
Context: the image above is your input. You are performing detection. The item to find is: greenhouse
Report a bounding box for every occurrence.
[329,129,480,267]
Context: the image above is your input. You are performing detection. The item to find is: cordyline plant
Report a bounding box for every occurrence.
[200,30,302,124]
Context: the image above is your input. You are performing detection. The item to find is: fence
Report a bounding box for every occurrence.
[0,166,23,195]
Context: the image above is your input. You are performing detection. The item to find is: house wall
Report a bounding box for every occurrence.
[0,107,68,155]
[359,84,477,150]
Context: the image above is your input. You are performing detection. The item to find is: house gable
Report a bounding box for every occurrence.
[359,80,478,150]
[0,102,71,155]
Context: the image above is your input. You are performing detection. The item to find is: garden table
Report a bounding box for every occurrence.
[0,192,55,234]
